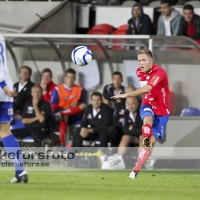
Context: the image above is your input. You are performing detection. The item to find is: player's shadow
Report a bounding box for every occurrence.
[173,81,188,116]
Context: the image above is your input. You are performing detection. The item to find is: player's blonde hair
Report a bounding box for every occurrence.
[137,49,153,59]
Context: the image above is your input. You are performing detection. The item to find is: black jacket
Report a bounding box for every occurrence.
[178,14,200,39]
[113,103,126,128]
[103,83,126,110]
[22,99,51,129]
[126,3,154,35]
[122,109,142,137]
[13,80,35,114]
[81,103,113,133]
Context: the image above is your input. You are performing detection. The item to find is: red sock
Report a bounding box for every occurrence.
[59,120,68,145]
[60,106,81,116]
[142,124,152,138]
[133,147,152,172]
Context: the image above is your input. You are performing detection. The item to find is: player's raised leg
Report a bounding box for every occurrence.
[129,113,154,179]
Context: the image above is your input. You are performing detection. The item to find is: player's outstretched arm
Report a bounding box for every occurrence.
[2,85,18,97]
[111,85,152,99]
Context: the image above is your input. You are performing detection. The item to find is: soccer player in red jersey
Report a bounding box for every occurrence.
[112,49,169,179]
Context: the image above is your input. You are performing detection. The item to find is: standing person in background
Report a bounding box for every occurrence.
[126,3,154,35]
[39,68,57,103]
[13,66,35,119]
[157,0,182,36]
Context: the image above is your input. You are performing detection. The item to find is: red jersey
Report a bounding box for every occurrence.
[136,64,170,116]
[38,81,57,103]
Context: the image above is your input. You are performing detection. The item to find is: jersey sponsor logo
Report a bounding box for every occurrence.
[146,75,150,80]
[150,75,160,86]
[8,108,13,115]
[27,106,34,114]
[139,81,148,87]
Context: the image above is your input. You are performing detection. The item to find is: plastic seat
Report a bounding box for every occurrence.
[122,1,136,7]
[90,24,114,34]
[112,25,128,49]
[87,29,109,34]
[180,107,200,116]
[186,1,200,7]
[117,24,128,31]
[149,0,160,7]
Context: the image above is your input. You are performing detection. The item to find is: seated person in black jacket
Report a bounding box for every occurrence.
[126,3,154,35]
[72,92,113,147]
[103,71,125,110]
[178,4,200,40]
[108,85,136,147]
[12,85,51,147]
[13,66,35,119]
[101,96,143,170]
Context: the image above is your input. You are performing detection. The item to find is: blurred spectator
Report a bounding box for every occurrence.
[72,92,113,147]
[126,3,155,35]
[12,86,51,147]
[101,96,143,170]
[178,4,200,40]
[103,71,125,110]
[38,68,57,103]
[13,66,35,119]
[169,88,176,116]
[108,85,136,147]
[157,0,182,36]
[50,68,86,146]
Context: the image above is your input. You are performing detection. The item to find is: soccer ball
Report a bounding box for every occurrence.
[71,46,92,66]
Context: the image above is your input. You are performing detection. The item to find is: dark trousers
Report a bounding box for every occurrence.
[12,127,49,147]
[108,125,123,147]
[72,127,108,147]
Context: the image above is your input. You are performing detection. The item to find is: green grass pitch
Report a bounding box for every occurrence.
[0,170,200,200]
